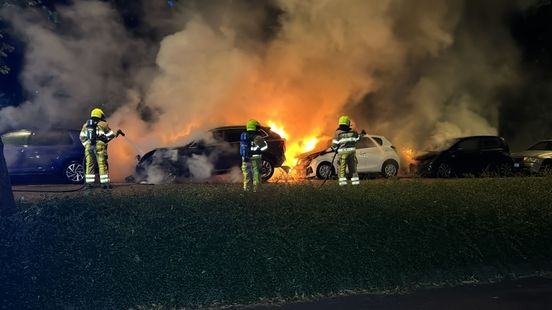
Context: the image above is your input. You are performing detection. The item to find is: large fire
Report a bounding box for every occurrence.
[267,120,320,168]
[107,116,326,182]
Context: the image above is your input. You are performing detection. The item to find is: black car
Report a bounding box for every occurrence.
[412,136,514,178]
[131,126,286,183]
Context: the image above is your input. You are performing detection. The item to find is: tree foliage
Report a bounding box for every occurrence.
[0,0,58,74]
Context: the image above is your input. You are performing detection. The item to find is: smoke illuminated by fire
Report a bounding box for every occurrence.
[399,147,417,165]
[0,0,530,181]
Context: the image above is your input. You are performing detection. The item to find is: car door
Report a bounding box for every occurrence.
[221,129,243,170]
[355,137,382,172]
[448,138,481,175]
[480,137,509,170]
[27,131,74,175]
[1,130,32,175]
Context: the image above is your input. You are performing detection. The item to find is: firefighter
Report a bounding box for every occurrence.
[331,115,365,186]
[79,108,122,189]
[240,119,268,192]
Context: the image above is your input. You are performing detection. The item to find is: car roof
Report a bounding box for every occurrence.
[2,128,79,133]
[210,125,271,131]
[457,135,505,139]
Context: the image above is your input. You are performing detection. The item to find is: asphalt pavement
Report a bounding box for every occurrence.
[243,276,552,310]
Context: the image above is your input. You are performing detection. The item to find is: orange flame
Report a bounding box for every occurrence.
[399,146,417,164]
[268,120,320,167]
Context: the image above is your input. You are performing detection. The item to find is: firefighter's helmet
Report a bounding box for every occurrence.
[338,115,351,127]
[91,108,104,119]
[246,119,260,131]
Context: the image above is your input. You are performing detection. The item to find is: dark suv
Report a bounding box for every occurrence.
[131,126,286,183]
[1,129,85,184]
[412,136,513,177]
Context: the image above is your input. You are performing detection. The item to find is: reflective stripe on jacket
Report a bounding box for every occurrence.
[80,119,115,146]
[332,128,360,152]
[251,134,268,155]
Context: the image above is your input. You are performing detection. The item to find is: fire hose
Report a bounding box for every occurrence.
[12,129,127,193]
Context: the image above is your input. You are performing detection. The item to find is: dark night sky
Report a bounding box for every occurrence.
[3,1,552,108]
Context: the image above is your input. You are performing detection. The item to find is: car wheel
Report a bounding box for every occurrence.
[436,162,453,178]
[316,162,334,180]
[261,159,275,181]
[540,160,552,175]
[381,160,399,178]
[498,162,513,177]
[64,161,84,184]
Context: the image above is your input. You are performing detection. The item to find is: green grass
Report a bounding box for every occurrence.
[2,178,552,309]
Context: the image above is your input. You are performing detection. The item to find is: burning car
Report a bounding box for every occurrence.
[411,136,514,178]
[130,126,286,183]
[512,139,552,174]
[296,135,400,179]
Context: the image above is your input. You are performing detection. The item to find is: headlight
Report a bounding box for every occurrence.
[523,157,540,163]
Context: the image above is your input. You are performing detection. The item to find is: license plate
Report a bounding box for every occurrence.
[514,163,520,168]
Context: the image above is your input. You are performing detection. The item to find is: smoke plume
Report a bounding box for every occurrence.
[0,0,540,180]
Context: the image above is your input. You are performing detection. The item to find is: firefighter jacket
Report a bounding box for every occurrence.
[249,132,268,159]
[241,130,268,160]
[79,118,116,147]
[332,127,361,153]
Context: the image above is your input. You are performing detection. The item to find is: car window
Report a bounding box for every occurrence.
[211,130,224,141]
[1,131,31,146]
[528,141,552,151]
[30,131,73,146]
[480,137,503,150]
[455,138,479,152]
[357,137,383,149]
[433,138,461,152]
[224,129,243,142]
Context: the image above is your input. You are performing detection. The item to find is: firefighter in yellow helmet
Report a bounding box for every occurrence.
[79,108,122,189]
[331,116,365,186]
[240,119,268,192]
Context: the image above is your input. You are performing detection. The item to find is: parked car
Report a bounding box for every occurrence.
[512,139,552,174]
[411,135,514,178]
[296,135,400,179]
[131,126,286,183]
[1,129,85,184]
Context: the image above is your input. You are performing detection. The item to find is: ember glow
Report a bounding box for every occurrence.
[399,147,417,165]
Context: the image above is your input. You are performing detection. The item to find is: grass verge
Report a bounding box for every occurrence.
[2,178,552,309]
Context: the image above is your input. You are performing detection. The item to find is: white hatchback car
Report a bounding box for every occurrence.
[297,135,400,179]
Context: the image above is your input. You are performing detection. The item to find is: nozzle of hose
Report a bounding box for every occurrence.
[116,129,126,137]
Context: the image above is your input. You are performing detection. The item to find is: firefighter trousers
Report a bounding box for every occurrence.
[85,142,110,185]
[242,157,261,192]
[338,151,359,186]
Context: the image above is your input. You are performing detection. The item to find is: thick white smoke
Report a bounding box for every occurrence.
[0,2,145,131]
[0,0,538,180]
